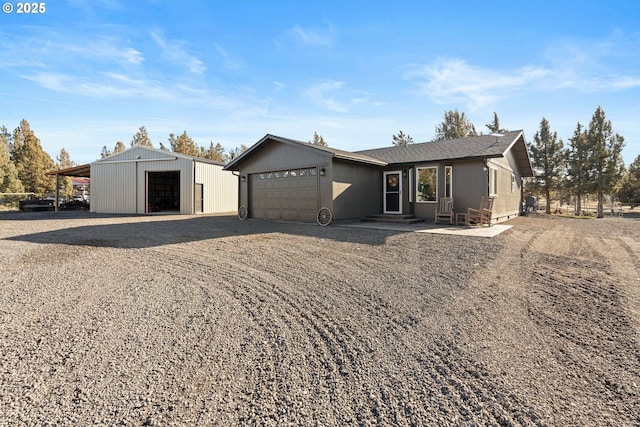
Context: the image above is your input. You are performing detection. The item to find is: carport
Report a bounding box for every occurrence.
[46,163,91,212]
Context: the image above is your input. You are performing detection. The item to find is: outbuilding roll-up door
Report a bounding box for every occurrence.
[249,167,319,222]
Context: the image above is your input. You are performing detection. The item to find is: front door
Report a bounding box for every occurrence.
[383,171,402,214]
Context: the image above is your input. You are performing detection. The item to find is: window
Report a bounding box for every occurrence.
[416,167,437,202]
[489,167,498,196]
[445,166,453,198]
[511,173,516,193]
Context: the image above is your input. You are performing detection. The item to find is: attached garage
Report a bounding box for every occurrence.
[224,134,385,224]
[249,167,319,222]
[90,146,238,215]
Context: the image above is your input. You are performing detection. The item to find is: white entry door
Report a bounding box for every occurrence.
[383,171,402,214]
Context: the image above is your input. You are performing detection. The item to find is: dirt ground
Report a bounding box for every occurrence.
[0,212,638,426]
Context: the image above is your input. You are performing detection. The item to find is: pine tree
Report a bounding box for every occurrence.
[485,112,507,133]
[56,148,75,199]
[530,117,565,214]
[566,122,590,214]
[0,126,25,204]
[309,131,327,146]
[10,119,56,195]
[114,141,126,154]
[200,142,225,161]
[619,154,640,204]
[168,131,199,156]
[100,146,111,159]
[586,106,625,217]
[434,109,478,141]
[392,131,414,147]
[226,145,248,162]
[131,126,153,147]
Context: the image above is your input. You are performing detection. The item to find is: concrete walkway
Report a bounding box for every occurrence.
[337,220,512,238]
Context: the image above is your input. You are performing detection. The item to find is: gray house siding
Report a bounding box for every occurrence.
[227,131,533,225]
[332,160,381,219]
[487,157,522,221]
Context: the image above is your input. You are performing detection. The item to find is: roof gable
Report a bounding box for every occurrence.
[224,134,386,171]
[94,145,224,166]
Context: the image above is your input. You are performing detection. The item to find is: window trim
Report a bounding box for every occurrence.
[444,165,453,198]
[489,166,498,196]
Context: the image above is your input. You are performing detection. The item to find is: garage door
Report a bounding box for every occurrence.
[250,167,319,222]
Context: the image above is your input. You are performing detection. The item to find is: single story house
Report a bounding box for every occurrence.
[90,146,238,215]
[224,130,534,224]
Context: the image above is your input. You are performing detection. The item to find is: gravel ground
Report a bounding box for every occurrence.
[0,211,639,426]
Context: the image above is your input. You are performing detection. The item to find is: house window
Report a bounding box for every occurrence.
[511,173,516,193]
[489,167,498,196]
[445,166,453,198]
[416,167,437,202]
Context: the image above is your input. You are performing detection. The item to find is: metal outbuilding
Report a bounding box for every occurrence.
[90,146,238,215]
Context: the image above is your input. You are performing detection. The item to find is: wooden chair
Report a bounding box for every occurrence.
[435,197,455,224]
[466,197,494,226]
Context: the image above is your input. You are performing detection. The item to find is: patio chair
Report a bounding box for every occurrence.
[435,197,455,224]
[466,196,494,226]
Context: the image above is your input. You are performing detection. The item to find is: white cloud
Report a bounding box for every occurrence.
[287,23,335,47]
[213,43,243,71]
[303,80,349,113]
[405,58,550,111]
[150,30,206,74]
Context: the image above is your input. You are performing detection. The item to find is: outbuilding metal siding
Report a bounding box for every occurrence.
[195,161,238,213]
[90,146,237,215]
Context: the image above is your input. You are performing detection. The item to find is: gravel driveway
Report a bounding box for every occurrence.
[1,212,639,426]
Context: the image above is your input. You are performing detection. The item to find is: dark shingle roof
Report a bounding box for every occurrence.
[225,131,534,177]
[356,130,525,164]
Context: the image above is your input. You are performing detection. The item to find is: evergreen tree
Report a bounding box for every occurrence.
[309,131,327,146]
[619,154,640,204]
[114,141,126,154]
[434,109,478,141]
[566,122,590,214]
[485,112,508,133]
[0,126,25,203]
[168,131,199,156]
[392,131,414,147]
[530,117,565,214]
[200,142,225,161]
[56,148,75,199]
[226,144,248,162]
[586,106,625,217]
[10,119,56,195]
[100,146,111,159]
[131,126,153,147]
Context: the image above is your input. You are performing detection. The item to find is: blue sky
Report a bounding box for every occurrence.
[1,0,639,165]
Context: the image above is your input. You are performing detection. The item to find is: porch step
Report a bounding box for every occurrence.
[361,214,425,224]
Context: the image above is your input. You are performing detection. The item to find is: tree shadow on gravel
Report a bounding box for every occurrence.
[2,212,403,248]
